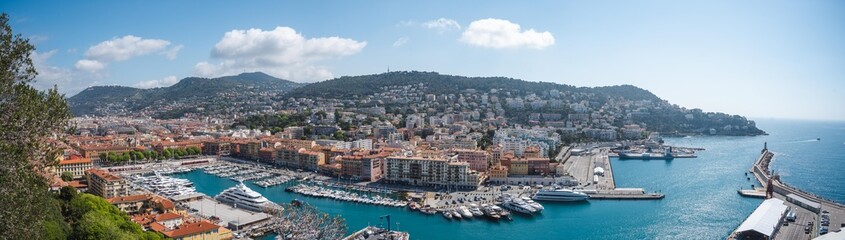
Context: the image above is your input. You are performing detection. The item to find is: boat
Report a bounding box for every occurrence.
[502,196,537,214]
[480,204,501,220]
[532,188,589,202]
[442,211,453,219]
[458,206,473,218]
[469,204,484,217]
[215,181,281,213]
[492,205,511,220]
[521,196,544,212]
[450,209,462,219]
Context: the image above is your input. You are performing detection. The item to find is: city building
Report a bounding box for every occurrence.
[55,155,93,179]
[85,168,129,198]
[451,149,490,172]
[384,155,484,190]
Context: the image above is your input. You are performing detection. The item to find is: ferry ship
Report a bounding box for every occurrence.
[215,181,281,213]
[531,188,589,202]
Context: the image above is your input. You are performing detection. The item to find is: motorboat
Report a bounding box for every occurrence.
[521,196,544,212]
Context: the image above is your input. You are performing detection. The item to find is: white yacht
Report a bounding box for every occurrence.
[458,206,474,218]
[502,197,537,214]
[521,196,544,212]
[215,181,280,213]
[531,188,589,202]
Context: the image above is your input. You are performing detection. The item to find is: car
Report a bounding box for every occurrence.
[820,226,828,235]
[804,225,811,234]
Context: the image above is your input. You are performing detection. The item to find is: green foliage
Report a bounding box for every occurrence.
[60,193,164,240]
[68,72,304,116]
[61,171,74,181]
[0,12,73,239]
[233,111,311,133]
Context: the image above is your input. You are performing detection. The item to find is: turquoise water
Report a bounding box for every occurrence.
[174,119,845,239]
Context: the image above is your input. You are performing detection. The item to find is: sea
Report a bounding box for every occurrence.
[172,119,845,240]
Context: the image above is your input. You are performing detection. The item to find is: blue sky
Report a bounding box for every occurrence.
[4,0,844,120]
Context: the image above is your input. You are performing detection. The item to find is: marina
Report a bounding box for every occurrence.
[730,145,845,239]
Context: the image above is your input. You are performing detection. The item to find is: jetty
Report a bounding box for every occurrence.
[563,147,663,200]
[730,144,845,239]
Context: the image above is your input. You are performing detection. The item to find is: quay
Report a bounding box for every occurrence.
[729,144,845,239]
[562,147,663,200]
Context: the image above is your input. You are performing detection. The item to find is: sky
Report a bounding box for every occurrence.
[4,0,844,120]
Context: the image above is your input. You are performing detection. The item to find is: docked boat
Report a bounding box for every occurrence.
[480,204,501,220]
[442,211,453,219]
[450,209,462,219]
[215,181,280,213]
[521,197,544,212]
[502,197,537,214]
[458,206,473,218]
[469,204,484,217]
[492,205,511,220]
[532,188,589,202]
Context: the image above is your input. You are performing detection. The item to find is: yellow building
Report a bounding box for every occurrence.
[509,160,529,175]
[55,155,93,179]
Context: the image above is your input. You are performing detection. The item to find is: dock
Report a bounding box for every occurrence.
[729,145,845,239]
[737,189,767,198]
[563,147,662,200]
[586,189,665,200]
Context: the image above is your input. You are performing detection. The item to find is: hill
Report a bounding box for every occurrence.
[285,71,660,102]
[284,71,764,136]
[68,72,303,117]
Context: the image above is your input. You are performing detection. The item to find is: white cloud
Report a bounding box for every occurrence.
[74,59,106,73]
[393,37,409,47]
[134,75,179,89]
[195,26,366,82]
[75,35,179,73]
[460,18,555,49]
[422,18,461,33]
[84,35,172,62]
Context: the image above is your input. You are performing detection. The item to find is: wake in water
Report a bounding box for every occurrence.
[782,139,820,144]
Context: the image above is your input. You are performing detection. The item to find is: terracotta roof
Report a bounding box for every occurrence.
[85,168,123,181]
[68,180,87,188]
[163,220,220,238]
[107,194,151,204]
[151,195,175,210]
[60,155,92,165]
[155,212,183,222]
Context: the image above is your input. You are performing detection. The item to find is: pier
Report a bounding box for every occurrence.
[563,147,663,200]
[730,145,845,239]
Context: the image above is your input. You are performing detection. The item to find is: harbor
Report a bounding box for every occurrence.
[730,144,845,239]
[561,147,664,199]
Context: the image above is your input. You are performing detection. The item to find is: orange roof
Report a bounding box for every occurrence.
[155,212,183,222]
[85,168,122,181]
[60,155,92,165]
[151,195,175,210]
[163,220,220,238]
[107,194,151,204]
[68,180,87,188]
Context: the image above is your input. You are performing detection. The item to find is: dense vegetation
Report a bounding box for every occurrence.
[68,72,303,116]
[0,13,75,238]
[285,71,661,102]
[51,187,165,239]
[232,111,313,133]
[97,147,201,165]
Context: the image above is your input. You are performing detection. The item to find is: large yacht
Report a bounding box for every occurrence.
[502,196,537,214]
[215,181,280,212]
[531,188,589,202]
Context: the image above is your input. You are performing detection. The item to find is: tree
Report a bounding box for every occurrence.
[0,13,73,238]
[60,171,73,181]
